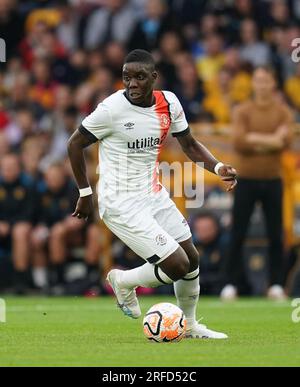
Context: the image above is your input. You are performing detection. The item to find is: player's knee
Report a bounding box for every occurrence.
[160,249,190,281]
[187,247,200,271]
[176,257,190,279]
[180,238,199,271]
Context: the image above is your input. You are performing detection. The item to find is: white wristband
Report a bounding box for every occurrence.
[214,162,224,175]
[79,187,93,197]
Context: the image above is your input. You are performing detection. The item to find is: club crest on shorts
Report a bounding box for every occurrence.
[155,234,167,246]
[160,114,170,129]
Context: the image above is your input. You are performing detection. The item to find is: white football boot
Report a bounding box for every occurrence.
[106,269,141,319]
[185,321,228,339]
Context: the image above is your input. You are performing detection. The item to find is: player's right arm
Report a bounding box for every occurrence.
[67,127,98,220]
[68,102,112,220]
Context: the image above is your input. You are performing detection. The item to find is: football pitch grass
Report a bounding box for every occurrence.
[0,296,299,367]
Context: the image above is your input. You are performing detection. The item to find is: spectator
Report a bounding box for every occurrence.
[0,153,34,294]
[239,19,271,67]
[192,211,228,295]
[21,136,43,183]
[69,50,90,86]
[268,25,288,88]
[0,132,10,157]
[231,0,256,20]
[84,0,139,49]
[29,58,58,111]
[221,0,260,43]
[74,81,95,115]
[221,67,294,301]
[199,13,222,38]
[40,105,80,170]
[174,59,204,122]
[196,33,225,82]
[53,85,75,115]
[156,30,186,89]
[5,106,37,150]
[37,31,72,85]
[223,48,253,102]
[87,49,106,74]
[268,0,291,28]
[18,20,50,70]
[2,56,23,91]
[203,65,252,123]
[104,41,126,81]
[203,67,234,123]
[167,0,205,26]
[6,71,44,117]
[56,0,79,53]
[284,63,300,113]
[91,66,116,102]
[31,163,101,291]
[0,0,24,62]
[291,0,300,20]
[128,0,171,52]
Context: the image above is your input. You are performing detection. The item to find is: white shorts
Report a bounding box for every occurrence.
[101,187,191,264]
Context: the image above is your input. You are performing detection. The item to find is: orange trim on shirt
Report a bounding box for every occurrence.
[152,91,172,193]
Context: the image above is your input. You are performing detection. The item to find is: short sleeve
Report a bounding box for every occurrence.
[81,103,112,140]
[169,94,189,137]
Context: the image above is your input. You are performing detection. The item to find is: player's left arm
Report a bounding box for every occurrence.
[175,128,237,191]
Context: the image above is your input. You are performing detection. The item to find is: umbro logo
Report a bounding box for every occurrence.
[124,122,135,129]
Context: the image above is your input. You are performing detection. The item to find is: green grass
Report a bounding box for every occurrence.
[0,296,299,366]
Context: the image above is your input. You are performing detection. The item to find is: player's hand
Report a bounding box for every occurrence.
[218,165,237,192]
[72,196,93,221]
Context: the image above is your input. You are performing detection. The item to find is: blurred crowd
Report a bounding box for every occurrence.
[1,0,300,296]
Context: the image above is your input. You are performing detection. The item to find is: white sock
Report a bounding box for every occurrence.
[32,267,48,288]
[174,267,200,329]
[118,262,173,288]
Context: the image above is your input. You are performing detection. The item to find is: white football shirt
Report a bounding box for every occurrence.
[81,90,188,217]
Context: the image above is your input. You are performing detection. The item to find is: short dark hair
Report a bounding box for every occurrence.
[124,49,155,69]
